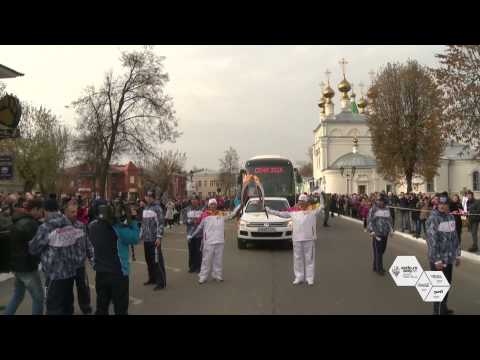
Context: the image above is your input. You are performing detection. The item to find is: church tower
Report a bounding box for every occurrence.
[338,58,352,112]
[312,60,389,194]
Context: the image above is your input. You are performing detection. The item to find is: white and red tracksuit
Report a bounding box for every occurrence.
[266,205,324,284]
[190,207,240,281]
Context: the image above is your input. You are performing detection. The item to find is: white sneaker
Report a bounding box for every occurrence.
[213,277,223,282]
[293,279,303,285]
[198,278,206,284]
[307,281,314,286]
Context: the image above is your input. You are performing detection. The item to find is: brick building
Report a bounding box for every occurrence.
[62,161,143,200]
[171,173,187,200]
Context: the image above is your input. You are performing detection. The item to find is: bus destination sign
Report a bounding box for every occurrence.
[254,167,284,174]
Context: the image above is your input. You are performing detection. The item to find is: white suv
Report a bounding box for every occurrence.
[237,197,292,249]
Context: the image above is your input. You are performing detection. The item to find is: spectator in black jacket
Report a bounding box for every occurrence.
[387,192,398,229]
[410,194,420,235]
[466,191,480,252]
[4,199,44,315]
[449,194,464,245]
[399,193,411,233]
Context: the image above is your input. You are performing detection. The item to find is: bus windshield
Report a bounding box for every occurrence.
[244,158,296,203]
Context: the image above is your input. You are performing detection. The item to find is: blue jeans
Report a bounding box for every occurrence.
[400,211,411,232]
[4,271,44,315]
[414,218,421,237]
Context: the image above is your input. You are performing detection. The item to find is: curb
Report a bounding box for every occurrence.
[338,215,480,264]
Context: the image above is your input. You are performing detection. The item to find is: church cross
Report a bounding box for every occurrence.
[339,58,348,78]
[359,82,365,96]
[325,69,331,85]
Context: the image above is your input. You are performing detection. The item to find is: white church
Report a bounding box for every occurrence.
[312,63,480,196]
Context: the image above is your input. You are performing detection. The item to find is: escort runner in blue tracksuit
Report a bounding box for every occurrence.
[140,190,166,291]
[426,194,461,315]
[181,196,204,273]
[367,195,393,276]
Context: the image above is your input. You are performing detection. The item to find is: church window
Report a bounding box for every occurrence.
[427,179,435,193]
[473,171,480,192]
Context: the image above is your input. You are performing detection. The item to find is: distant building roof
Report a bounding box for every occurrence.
[325,110,368,124]
[0,64,24,79]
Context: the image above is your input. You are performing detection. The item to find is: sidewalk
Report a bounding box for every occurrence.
[338,214,480,263]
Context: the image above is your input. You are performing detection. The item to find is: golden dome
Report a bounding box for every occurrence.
[323,85,335,99]
[338,78,351,93]
[318,97,326,108]
[357,97,367,108]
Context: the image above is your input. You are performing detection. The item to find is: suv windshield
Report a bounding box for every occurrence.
[245,199,289,213]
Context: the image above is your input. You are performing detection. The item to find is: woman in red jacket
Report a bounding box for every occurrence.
[77,198,89,225]
[360,198,372,232]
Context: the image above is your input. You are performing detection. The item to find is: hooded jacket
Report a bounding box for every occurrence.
[88,219,140,276]
[9,212,40,273]
[426,209,460,264]
[29,213,93,280]
[367,205,393,237]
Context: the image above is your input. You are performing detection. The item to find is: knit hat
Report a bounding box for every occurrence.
[44,199,59,212]
[298,194,308,202]
[208,198,217,205]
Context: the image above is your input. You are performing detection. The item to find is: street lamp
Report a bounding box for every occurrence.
[339,166,356,195]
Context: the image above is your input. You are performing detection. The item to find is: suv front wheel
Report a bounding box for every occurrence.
[237,237,247,249]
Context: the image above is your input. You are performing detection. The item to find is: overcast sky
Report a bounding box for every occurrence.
[1,45,445,170]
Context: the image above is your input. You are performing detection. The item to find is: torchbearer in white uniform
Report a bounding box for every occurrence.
[188,198,240,284]
[265,194,324,286]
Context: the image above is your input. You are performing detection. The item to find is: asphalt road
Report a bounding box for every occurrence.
[2,216,480,315]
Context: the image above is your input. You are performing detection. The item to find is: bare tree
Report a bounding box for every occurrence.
[298,146,313,178]
[72,46,180,198]
[141,150,186,197]
[219,147,240,197]
[432,45,480,157]
[368,60,445,192]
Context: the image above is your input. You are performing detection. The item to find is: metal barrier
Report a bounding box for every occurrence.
[330,204,479,239]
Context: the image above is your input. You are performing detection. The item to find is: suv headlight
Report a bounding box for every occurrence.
[287,220,293,229]
[239,220,248,227]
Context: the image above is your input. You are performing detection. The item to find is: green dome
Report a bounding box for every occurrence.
[331,152,376,169]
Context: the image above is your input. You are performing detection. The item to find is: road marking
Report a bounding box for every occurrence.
[0,273,13,283]
[132,260,182,272]
[88,285,143,305]
[163,247,187,252]
[338,215,480,264]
